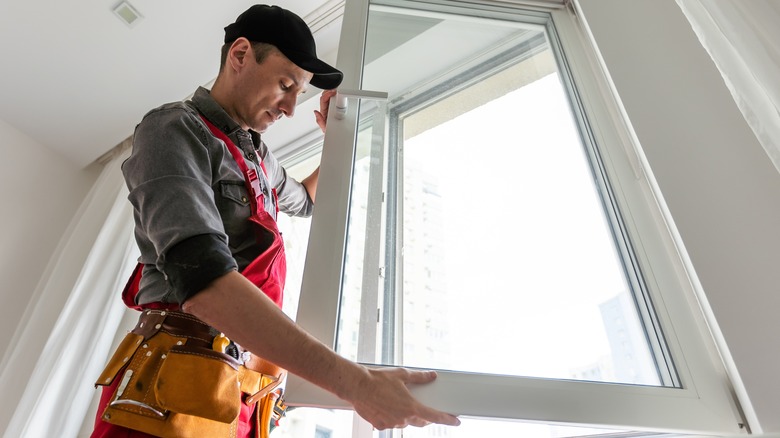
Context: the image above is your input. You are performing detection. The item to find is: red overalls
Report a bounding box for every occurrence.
[92,116,287,438]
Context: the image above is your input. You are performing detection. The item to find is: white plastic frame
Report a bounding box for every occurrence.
[286,0,746,434]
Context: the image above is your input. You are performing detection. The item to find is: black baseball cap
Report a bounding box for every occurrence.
[224,4,343,89]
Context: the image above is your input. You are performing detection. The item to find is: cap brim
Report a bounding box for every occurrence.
[284,50,343,89]
[310,69,344,90]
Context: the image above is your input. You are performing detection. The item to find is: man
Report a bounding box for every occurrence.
[91,4,460,437]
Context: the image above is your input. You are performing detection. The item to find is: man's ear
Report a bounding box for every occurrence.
[227,37,252,72]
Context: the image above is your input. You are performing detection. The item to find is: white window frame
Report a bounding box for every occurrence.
[285,0,746,434]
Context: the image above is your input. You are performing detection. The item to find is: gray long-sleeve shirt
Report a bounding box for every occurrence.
[122,87,313,306]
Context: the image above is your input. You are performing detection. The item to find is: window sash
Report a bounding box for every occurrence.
[373,31,673,387]
[286,0,744,434]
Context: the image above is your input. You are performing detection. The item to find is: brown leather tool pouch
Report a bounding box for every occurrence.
[95,310,288,437]
[154,344,241,422]
[94,310,252,437]
[96,333,243,437]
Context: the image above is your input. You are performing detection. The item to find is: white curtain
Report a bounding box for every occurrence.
[3,146,138,438]
[677,0,780,174]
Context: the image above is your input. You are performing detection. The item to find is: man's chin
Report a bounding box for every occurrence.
[254,114,277,133]
[254,121,272,133]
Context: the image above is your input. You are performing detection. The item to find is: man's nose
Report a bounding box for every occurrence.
[280,95,297,118]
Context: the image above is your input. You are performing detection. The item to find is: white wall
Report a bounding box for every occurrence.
[0,118,100,354]
[0,118,101,431]
[578,0,780,433]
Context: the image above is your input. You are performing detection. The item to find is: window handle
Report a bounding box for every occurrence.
[334,89,389,119]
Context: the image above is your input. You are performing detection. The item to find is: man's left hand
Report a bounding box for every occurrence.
[314,89,337,133]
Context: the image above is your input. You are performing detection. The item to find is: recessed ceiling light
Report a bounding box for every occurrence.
[113,1,143,27]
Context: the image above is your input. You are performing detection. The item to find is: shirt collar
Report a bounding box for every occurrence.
[190,86,262,150]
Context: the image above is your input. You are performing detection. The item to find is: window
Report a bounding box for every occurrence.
[273,96,671,438]
[315,426,334,438]
[285,0,744,435]
[336,27,668,387]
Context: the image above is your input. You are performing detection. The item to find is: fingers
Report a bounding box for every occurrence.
[318,89,337,118]
[401,369,438,385]
[366,405,460,430]
[320,88,337,105]
[314,89,338,133]
[414,404,461,427]
[404,382,461,428]
[314,110,326,132]
[352,367,460,430]
[407,412,460,428]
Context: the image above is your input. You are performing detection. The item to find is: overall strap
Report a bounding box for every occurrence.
[121,116,278,311]
[199,115,266,217]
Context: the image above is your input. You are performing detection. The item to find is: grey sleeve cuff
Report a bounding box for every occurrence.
[163,234,238,305]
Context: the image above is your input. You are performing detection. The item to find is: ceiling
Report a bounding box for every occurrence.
[0,0,342,168]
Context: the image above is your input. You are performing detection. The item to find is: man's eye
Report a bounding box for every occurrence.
[281,82,291,91]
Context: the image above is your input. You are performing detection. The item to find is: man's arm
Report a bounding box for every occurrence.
[181,271,460,430]
[301,166,319,203]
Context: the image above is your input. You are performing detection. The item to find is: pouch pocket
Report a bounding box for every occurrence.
[154,345,241,423]
[95,332,144,387]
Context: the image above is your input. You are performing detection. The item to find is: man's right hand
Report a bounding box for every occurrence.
[344,367,461,430]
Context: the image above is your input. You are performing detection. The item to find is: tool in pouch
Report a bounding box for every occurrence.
[211,333,285,401]
[95,310,288,438]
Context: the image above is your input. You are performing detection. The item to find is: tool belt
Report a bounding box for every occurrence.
[95,310,287,438]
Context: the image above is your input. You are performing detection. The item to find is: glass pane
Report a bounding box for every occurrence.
[398,72,659,384]
[338,106,387,362]
[334,1,670,388]
[273,407,354,437]
[277,152,321,320]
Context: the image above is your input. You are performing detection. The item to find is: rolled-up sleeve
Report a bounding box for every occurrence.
[123,106,237,303]
[259,140,314,217]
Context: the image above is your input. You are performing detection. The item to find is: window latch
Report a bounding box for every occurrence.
[334,89,389,120]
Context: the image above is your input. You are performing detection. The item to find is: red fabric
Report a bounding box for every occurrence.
[200,115,286,307]
[121,263,179,311]
[242,213,286,306]
[121,263,144,310]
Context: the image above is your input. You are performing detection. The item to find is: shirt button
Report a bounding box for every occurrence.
[248,153,256,160]
[241,196,248,203]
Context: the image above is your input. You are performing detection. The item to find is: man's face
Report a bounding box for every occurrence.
[233,48,314,133]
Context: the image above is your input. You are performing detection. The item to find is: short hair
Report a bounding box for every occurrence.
[219,41,276,71]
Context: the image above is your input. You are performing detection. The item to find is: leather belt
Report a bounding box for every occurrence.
[130,310,283,377]
[131,309,216,350]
